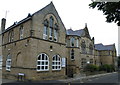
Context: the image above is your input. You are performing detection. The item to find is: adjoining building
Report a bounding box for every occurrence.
[95,43,117,70]
[1,2,117,81]
[66,26,95,77]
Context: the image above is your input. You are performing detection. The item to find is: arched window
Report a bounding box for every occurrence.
[43,15,59,42]
[89,44,93,55]
[8,30,14,42]
[49,16,54,28]
[20,26,24,39]
[37,53,49,71]
[70,37,75,47]
[49,17,54,40]
[81,40,86,54]
[43,20,48,39]
[6,54,12,71]
[52,55,61,70]
[76,39,79,47]
[54,24,58,42]
[70,49,74,60]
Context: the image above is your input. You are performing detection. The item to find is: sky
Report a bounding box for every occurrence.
[0,0,119,55]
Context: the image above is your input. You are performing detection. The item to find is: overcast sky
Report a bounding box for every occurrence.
[0,0,118,55]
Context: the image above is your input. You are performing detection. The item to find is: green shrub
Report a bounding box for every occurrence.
[99,64,115,72]
[84,64,99,72]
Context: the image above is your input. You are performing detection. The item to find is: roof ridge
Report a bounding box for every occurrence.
[95,43,103,45]
[33,2,52,15]
[104,44,114,46]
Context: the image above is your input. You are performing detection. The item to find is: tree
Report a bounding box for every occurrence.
[89,1,120,26]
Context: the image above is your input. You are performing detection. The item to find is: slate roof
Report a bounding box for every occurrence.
[66,29,85,37]
[3,2,66,33]
[95,43,115,51]
[4,16,32,33]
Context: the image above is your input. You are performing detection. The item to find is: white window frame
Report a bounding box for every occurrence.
[61,58,66,67]
[54,29,57,42]
[76,39,79,47]
[52,55,61,70]
[6,54,11,71]
[49,28,53,41]
[49,16,54,28]
[43,26,48,40]
[37,53,49,71]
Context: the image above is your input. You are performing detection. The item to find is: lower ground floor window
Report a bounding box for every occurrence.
[6,54,11,71]
[6,59,11,71]
[52,55,61,70]
[81,58,86,68]
[37,53,49,71]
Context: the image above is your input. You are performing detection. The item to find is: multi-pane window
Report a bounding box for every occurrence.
[8,30,14,43]
[70,49,74,60]
[76,39,79,47]
[108,51,111,55]
[20,26,24,39]
[49,16,54,28]
[81,58,86,68]
[6,54,12,71]
[52,55,61,70]
[70,37,75,47]
[90,59,93,64]
[81,41,86,54]
[49,28,53,40]
[37,53,49,71]
[43,20,48,40]
[43,26,48,39]
[89,44,93,55]
[54,29,57,41]
[54,24,58,42]
[43,16,59,42]
[49,16,54,41]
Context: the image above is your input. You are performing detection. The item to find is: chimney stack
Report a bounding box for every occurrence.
[1,18,6,33]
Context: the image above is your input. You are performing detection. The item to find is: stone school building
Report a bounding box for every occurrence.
[1,2,117,81]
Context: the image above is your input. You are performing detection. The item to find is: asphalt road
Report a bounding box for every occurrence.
[85,72,118,83]
[1,71,120,85]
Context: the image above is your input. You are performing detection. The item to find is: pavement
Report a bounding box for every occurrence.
[1,71,118,84]
[58,72,117,83]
